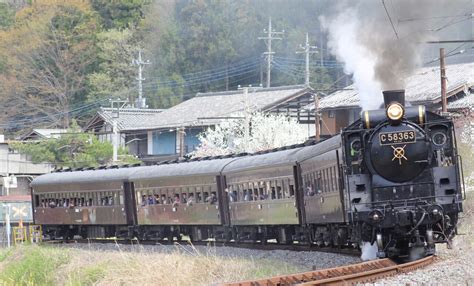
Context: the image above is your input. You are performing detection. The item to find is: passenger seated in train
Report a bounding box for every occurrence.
[161,195,167,204]
[172,195,180,207]
[196,193,202,203]
[154,194,161,204]
[141,195,147,206]
[181,193,187,204]
[148,194,155,205]
[206,192,217,204]
[49,199,56,208]
[228,190,236,202]
[306,186,315,196]
[244,190,250,201]
[187,194,194,206]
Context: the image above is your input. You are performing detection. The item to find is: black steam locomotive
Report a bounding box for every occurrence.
[343,90,464,257]
[30,90,464,258]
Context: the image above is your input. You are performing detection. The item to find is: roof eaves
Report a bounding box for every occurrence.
[261,87,314,111]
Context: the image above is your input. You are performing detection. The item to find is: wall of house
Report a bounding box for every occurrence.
[97,123,125,147]
[320,108,361,136]
[0,144,52,176]
[125,134,147,156]
[0,143,52,196]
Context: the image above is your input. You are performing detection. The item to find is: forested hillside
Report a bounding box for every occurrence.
[0,0,344,134]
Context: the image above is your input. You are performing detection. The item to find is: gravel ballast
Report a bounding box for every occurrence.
[56,242,361,271]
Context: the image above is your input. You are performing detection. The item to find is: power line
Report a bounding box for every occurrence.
[140,58,260,88]
[381,0,399,39]
[430,15,473,32]
[140,60,259,88]
[398,13,472,23]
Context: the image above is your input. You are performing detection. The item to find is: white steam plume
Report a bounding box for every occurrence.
[320,0,470,110]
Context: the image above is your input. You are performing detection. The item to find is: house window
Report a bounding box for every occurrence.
[328,110,336,118]
[152,131,176,155]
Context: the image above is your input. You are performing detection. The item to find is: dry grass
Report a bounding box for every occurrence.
[0,243,300,286]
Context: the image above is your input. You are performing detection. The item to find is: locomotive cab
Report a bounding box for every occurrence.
[342,90,463,259]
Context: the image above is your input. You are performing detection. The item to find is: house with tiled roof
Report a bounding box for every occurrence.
[306,62,474,136]
[84,85,317,162]
[20,129,68,141]
[83,108,165,156]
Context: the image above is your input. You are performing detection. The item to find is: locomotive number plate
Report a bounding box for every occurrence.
[379,130,416,145]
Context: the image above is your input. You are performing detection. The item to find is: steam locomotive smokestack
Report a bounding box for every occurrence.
[383,90,405,108]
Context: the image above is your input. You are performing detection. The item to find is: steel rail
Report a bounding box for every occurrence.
[223,255,435,286]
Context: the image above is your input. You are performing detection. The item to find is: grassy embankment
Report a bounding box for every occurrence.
[0,243,300,285]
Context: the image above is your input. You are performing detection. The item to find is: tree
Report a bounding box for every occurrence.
[12,121,140,168]
[0,0,100,130]
[87,28,142,104]
[91,0,150,30]
[191,111,308,158]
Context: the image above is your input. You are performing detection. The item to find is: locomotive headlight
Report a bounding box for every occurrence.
[386,103,404,121]
[369,210,384,222]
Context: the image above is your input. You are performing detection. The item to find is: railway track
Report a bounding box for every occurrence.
[44,238,360,256]
[223,255,436,286]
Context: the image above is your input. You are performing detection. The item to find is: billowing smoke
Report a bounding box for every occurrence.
[320,0,470,110]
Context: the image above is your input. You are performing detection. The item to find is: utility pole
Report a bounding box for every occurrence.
[178,127,186,159]
[296,33,318,87]
[132,49,150,109]
[314,94,320,141]
[259,17,284,88]
[5,204,11,247]
[110,99,128,162]
[440,48,447,113]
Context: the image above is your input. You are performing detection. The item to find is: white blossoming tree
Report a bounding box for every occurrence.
[458,108,474,186]
[191,112,309,158]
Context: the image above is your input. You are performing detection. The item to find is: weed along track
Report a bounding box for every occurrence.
[223,255,436,286]
[43,238,361,256]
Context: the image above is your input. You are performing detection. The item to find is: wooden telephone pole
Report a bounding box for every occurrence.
[314,94,320,141]
[440,48,447,113]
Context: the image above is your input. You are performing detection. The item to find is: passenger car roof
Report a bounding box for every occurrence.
[222,147,302,173]
[31,167,141,187]
[294,135,341,162]
[129,157,237,181]
[222,135,341,173]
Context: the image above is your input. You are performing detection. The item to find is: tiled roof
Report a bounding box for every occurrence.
[20,129,68,140]
[125,85,312,131]
[447,91,474,110]
[88,108,165,132]
[312,62,474,110]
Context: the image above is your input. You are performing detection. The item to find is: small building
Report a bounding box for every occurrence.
[20,129,68,141]
[0,139,52,197]
[83,108,165,157]
[309,62,474,136]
